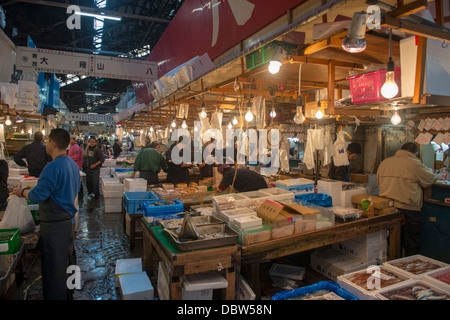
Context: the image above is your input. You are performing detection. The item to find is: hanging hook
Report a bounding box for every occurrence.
[442,41,448,49]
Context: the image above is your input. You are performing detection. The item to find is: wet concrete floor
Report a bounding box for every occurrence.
[8,190,143,300]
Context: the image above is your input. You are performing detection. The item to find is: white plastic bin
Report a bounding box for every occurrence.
[181,271,228,300]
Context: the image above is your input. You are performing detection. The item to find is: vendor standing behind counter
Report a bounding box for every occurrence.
[166,137,192,184]
[217,164,267,192]
[14,132,52,178]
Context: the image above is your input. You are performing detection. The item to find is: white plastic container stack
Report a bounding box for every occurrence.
[119,272,154,300]
[16,80,39,111]
[101,177,124,212]
[103,159,117,168]
[230,215,262,231]
[275,178,315,195]
[20,177,38,189]
[115,258,143,287]
[123,178,147,192]
[214,207,256,224]
[259,187,295,204]
[332,230,388,263]
[100,167,111,176]
[0,82,18,107]
[181,271,228,300]
[341,187,366,208]
[317,179,343,207]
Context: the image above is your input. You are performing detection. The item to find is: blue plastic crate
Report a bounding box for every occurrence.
[271,281,359,300]
[114,168,134,172]
[123,191,159,214]
[142,199,184,217]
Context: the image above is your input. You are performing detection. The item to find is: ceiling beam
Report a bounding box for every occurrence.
[12,0,171,23]
[381,15,450,42]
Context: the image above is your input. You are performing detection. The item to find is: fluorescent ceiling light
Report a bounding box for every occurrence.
[75,11,122,21]
[85,93,102,96]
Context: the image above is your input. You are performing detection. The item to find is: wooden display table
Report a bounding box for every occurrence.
[239,210,404,299]
[122,207,143,249]
[142,220,241,300]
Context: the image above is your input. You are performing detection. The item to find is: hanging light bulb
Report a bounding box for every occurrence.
[181,120,187,129]
[171,120,176,128]
[315,101,323,119]
[342,12,367,53]
[150,126,154,132]
[294,105,306,124]
[140,129,144,134]
[227,122,232,129]
[391,108,402,125]
[381,29,399,99]
[270,107,276,118]
[232,116,238,125]
[245,107,254,122]
[200,106,207,119]
[268,46,287,74]
[5,116,11,126]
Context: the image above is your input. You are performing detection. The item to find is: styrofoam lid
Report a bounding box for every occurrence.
[119,272,153,295]
[182,271,228,291]
[115,258,142,275]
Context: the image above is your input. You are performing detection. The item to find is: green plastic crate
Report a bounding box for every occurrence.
[0,228,20,255]
[245,41,298,71]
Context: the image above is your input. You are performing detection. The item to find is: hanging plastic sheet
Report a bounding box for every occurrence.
[210,111,223,131]
[279,134,290,173]
[253,96,266,130]
[176,103,189,119]
[310,127,324,150]
[199,112,212,134]
[323,126,334,166]
[333,131,349,167]
[303,129,315,170]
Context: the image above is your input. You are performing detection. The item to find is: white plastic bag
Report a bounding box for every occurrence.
[303,129,315,170]
[333,131,349,167]
[0,195,35,234]
[323,127,334,166]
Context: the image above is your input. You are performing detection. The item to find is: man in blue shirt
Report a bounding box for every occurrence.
[14,128,80,300]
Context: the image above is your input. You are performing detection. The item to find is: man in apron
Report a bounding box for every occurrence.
[14,128,81,300]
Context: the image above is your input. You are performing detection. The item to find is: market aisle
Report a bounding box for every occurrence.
[13,191,143,300]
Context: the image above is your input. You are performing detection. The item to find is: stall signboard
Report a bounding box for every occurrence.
[15,46,158,82]
[133,0,307,103]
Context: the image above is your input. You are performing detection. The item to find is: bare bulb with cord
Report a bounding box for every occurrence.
[245,108,254,122]
[181,120,187,129]
[171,120,176,128]
[270,108,276,118]
[232,116,238,125]
[381,69,399,99]
[293,106,305,124]
[391,109,401,125]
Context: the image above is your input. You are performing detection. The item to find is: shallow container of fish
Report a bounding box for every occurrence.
[337,265,412,300]
[166,224,239,251]
[159,216,224,230]
[382,254,449,280]
[270,281,359,300]
[374,279,450,300]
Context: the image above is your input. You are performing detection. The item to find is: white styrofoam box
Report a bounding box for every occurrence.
[20,178,38,188]
[102,190,124,198]
[100,167,111,176]
[124,187,147,193]
[101,180,123,192]
[218,207,256,223]
[400,36,450,98]
[231,215,262,230]
[124,178,147,190]
[115,258,142,287]
[422,266,450,294]
[235,272,256,300]
[9,168,28,176]
[103,159,117,167]
[269,263,305,280]
[18,80,39,92]
[352,230,387,244]
[0,83,18,104]
[337,265,411,300]
[119,272,154,300]
[15,98,39,111]
[259,187,295,202]
[105,197,123,207]
[382,255,449,280]
[310,248,377,281]
[341,187,366,208]
[318,179,343,207]
[105,205,123,213]
[7,176,22,189]
[332,231,388,263]
[181,271,228,300]
[373,279,450,300]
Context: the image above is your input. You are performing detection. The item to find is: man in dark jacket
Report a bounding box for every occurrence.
[112,139,122,158]
[14,132,52,177]
[85,137,104,199]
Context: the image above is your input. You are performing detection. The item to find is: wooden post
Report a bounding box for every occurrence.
[327,59,335,115]
[413,36,427,104]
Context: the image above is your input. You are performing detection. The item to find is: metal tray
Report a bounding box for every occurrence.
[159,215,224,230]
[165,224,239,251]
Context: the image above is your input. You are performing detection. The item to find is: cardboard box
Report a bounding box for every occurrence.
[351,194,393,210]
[356,204,398,215]
[349,173,369,184]
[257,200,319,224]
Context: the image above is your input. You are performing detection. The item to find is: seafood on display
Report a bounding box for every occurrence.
[346,266,405,290]
[390,259,442,275]
[288,290,345,300]
[434,270,450,285]
[381,284,450,300]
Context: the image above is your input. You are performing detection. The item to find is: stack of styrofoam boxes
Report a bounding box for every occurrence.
[101,177,123,213]
[332,230,388,265]
[317,179,343,207]
[181,271,228,300]
[123,178,147,192]
[16,80,39,112]
[275,178,315,196]
[0,82,18,108]
[20,176,39,189]
[115,258,154,300]
[259,187,295,204]
[7,167,28,190]
[341,186,367,208]
[100,166,112,177]
[374,255,450,300]
[310,247,374,281]
[113,169,133,183]
[103,158,117,169]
